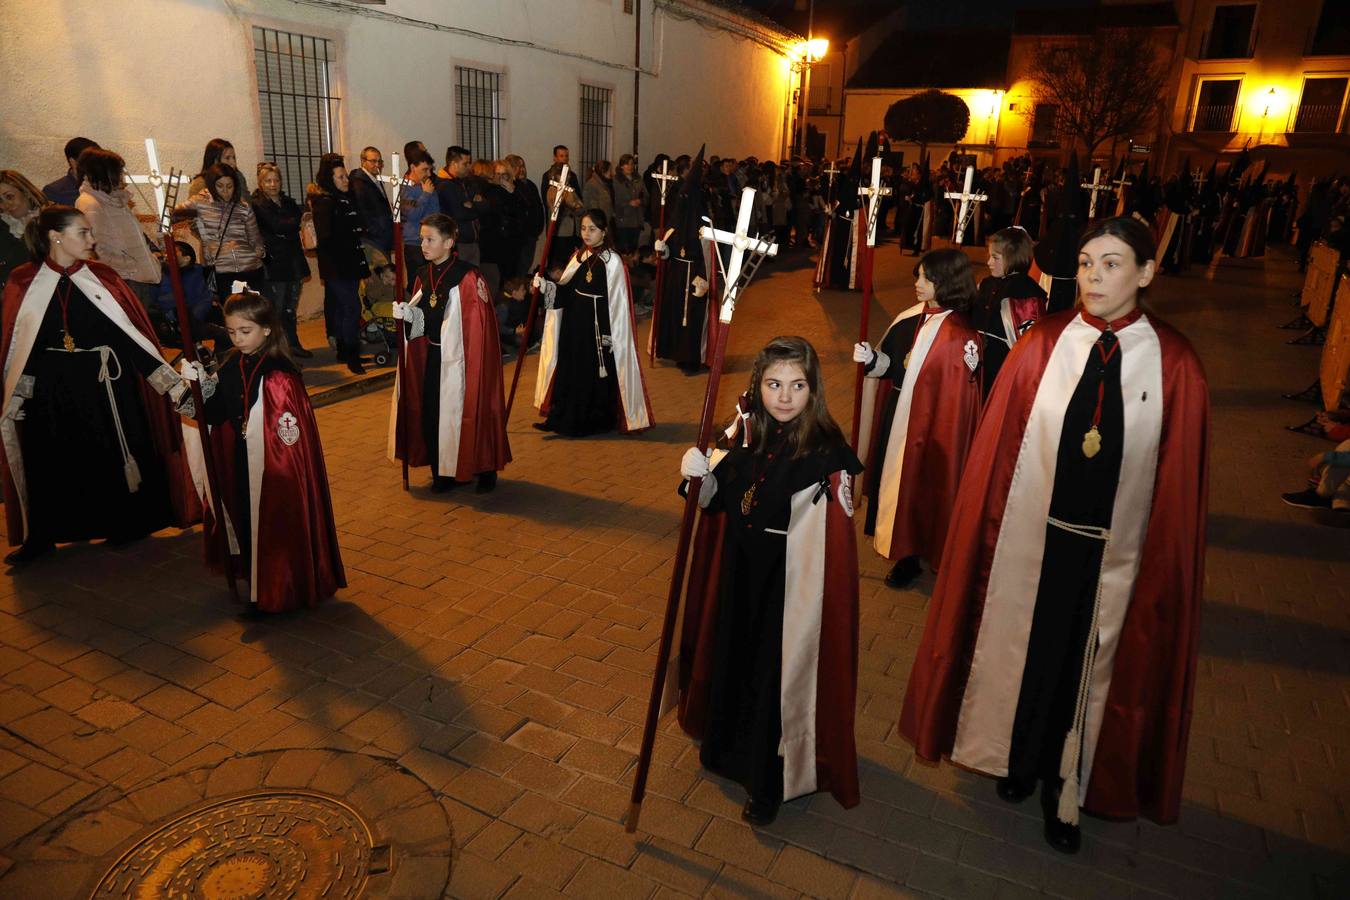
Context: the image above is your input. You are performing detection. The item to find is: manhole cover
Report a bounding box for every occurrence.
[90,791,375,899]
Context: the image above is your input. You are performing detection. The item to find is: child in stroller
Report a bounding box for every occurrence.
[361,263,399,367]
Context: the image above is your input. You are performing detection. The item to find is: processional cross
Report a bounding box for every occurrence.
[125,138,183,233]
[699,187,780,323]
[1081,165,1113,219]
[375,151,406,212]
[944,165,987,245]
[858,157,892,248]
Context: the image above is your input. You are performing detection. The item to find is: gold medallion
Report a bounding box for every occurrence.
[740,483,756,516]
[63,332,75,352]
[1082,425,1102,459]
[428,291,438,308]
[585,267,593,284]
[679,247,686,258]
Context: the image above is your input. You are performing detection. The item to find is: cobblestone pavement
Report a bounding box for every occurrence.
[0,238,1347,899]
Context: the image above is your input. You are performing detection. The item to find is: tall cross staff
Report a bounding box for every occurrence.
[389,158,413,490]
[944,165,987,245]
[851,157,890,451]
[627,186,777,834]
[647,159,681,363]
[375,151,404,214]
[1111,165,1130,217]
[822,159,841,205]
[1081,166,1112,219]
[134,137,239,604]
[505,165,573,419]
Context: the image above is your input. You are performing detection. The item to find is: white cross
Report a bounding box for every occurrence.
[1193,168,1207,191]
[1081,165,1112,219]
[823,160,840,192]
[125,138,181,234]
[548,164,574,222]
[699,187,778,324]
[375,151,405,218]
[944,165,987,245]
[857,157,892,248]
[653,159,679,207]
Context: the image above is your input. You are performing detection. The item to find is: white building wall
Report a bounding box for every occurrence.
[0,0,793,313]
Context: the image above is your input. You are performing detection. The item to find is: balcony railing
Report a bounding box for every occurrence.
[1293,104,1346,133]
[1190,103,1237,132]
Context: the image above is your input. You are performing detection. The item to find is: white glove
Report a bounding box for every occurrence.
[600,335,613,350]
[653,239,667,254]
[681,447,710,480]
[178,359,206,382]
[853,342,875,365]
[532,274,546,291]
[692,275,709,298]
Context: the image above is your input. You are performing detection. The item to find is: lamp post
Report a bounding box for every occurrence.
[793,37,830,159]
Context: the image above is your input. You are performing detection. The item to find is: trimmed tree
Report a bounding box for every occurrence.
[883,90,971,160]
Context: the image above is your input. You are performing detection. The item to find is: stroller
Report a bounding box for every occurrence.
[360,285,398,368]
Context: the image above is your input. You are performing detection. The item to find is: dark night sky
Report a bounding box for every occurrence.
[742,0,1106,31]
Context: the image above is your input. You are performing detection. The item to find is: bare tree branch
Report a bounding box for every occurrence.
[1025,28,1168,156]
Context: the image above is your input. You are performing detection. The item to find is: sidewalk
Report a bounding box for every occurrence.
[0,238,1346,898]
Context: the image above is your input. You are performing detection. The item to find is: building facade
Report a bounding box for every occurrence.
[0,0,798,199]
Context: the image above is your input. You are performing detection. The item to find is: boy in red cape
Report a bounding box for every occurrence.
[899,217,1208,855]
[389,213,510,492]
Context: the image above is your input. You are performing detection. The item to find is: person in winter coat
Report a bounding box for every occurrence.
[308,153,371,374]
[252,162,312,356]
[174,163,265,301]
[1,170,47,291]
[613,155,648,254]
[74,148,163,308]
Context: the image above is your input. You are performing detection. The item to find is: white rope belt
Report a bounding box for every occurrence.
[47,345,142,493]
[577,290,608,378]
[1046,514,1111,826]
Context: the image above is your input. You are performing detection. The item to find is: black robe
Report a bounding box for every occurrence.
[18,275,175,545]
[654,189,711,369]
[972,273,1047,398]
[695,433,862,808]
[1007,328,1124,787]
[539,253,622,437]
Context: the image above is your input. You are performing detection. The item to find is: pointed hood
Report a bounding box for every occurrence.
[838,138,865,212]
[670,145,707,253]
[1034,153,1087,278]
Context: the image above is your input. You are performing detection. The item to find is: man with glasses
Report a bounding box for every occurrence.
[350,145,394,261]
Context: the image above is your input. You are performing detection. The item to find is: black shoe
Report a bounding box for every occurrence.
[5,541,54,567]
[430,476,459,493]
[1282,489,1331,510]
[996,775,1036,804]
[531,422,550,432]
[741,797,779,826]
[475,472,497,494]
[1040,782,1082,854]
[884,556,922,589]
[346,357,367,375]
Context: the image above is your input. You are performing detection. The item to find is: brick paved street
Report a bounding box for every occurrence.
[0,238,1347,898]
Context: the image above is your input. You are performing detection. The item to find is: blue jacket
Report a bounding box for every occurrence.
[154,265,213,322]
[400,183,439,245]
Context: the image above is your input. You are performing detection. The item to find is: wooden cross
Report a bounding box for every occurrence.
[375,151,405,212]
[699,187,779,323]
[1193,168,1207,191]
[1081,165,1112,219]
[548,164,574,222]
[822,160,841,198]
[857,157,892,248]
[943,165,987,245]
[653,159,679,207]
[124,138,181,234]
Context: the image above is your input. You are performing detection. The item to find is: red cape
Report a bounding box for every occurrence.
[677,469,861,809]
[898,309,1208,824]
[866,311,982,568]
[0,260,200,545]
[393,266,511,478]
[202,367,344,612]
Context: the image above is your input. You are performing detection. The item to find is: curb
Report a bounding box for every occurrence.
[308,370,396,409]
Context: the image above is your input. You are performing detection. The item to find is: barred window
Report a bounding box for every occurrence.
[579,84,613,179]
[455,66,504,160]
[252,27,340,197]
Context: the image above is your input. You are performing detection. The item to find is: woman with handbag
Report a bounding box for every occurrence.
[252,162,312,357]
[308,153,370,374]
[174,163,265,303]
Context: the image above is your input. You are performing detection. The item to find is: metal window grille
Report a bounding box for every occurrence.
[455,67,504,160]
[579,84,613,178]
[252,26,340,198]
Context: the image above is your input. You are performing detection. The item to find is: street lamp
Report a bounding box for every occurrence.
[792,37,829,158]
